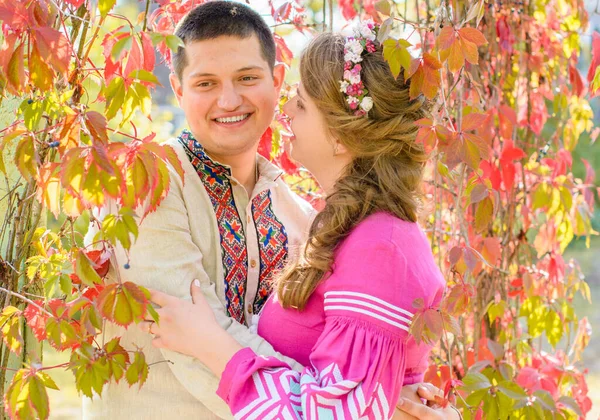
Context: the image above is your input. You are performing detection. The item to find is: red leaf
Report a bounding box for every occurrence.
[569,65,584,97]
[496,16,515,52]
[480,160,502,191]
[23,301,48,342]
[84,111,109,145]
[85,249,111,279]
[586,32,600,85]
[498,104,517,140]
[0,2,30,27]
[258,127,273,160]
[276,149,299,175]
[274,34,293,66]
[33,26,71,77]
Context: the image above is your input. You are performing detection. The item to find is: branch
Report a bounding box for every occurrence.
[0,287,53,318]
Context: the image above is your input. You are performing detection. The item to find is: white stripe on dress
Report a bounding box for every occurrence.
[324,291,414,318]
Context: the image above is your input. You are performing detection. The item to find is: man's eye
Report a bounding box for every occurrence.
[197,82,213,87]
[241,76,257,82]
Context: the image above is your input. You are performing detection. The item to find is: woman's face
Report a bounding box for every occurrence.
[282,84,339,178]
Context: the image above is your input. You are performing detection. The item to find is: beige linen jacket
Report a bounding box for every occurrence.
[83,137,315,419]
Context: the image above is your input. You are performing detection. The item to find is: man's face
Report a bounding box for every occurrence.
[170,35,284,161]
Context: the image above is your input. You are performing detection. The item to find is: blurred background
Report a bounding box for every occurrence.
[44,0,600,418]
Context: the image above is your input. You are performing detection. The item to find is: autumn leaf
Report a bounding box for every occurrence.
[0,306,23,355]
[443,283,475,316]
[75,248,103,286]
[500,140,526,191]
[4,368,58,420]
[586,32,600,96]
[23,301,49,342]
[474,196,494,232]
[29,44,53,91]
[383,38,412,79]
[33,27,71,77]
[96,282,149,327]
[36,163,61,217]
[406,53,442,99]
[104,337,130,383]
[410,298,458,345]
[125,351,149,389]
[436,26,488,73]
[84,111,109,145]
[70,343,111,398]
[6,42,25,94]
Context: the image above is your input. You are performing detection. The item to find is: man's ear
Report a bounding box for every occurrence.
[272,63,285,92]
[169,73,184,106]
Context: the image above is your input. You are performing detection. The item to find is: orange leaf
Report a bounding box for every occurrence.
[6,42,25,94]
[407,54,442,100]
[29,44,53,91]
[435,27,487,73]
[36,163,61,217]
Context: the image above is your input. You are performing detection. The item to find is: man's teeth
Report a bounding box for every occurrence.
[215,114,249,123]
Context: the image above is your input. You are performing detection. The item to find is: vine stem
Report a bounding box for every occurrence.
[0,287,53,318]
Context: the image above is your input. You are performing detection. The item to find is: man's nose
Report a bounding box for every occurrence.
[217,83,243,110]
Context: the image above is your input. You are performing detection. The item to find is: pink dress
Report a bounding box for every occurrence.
[217,213,446,419]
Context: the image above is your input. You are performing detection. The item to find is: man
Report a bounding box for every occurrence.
[84,2,453,419]
[84,3,314,418]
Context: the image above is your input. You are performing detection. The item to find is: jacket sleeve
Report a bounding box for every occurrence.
[86,162,303,419]
[217,238,417,420]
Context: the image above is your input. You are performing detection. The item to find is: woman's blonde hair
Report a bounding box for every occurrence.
[276,32,430,310]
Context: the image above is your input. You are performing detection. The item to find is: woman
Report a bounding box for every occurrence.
[143,24,459,420]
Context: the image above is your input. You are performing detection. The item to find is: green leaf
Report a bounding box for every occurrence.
[497,380,527,400]
[128,69,161,86]
[105,77,126,121]
[125,351,149,389]
[165,34,184,52]
[110,35,132,61]
[461,371,492,392]
[520,296,547,338]
[383,38,412,79]
[557,396,583,416]
[5,369,54,420]
[20,98,45,130]
[14,135,38,180]
[374,0,391,16]
[544,309,563,347]
[70,343,111,398]
[104,338,130,383]
[99,0,117,18]
[0,306,23,355]
[96,282,148,327]
[75,249,102,286]
[487,300,506,323]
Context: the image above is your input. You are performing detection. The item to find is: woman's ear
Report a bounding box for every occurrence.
[332,137,349,156]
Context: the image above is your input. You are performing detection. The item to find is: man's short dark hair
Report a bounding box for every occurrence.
[173,1,276,79]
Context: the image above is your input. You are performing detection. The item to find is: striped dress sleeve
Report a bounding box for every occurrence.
[217,237,420,420]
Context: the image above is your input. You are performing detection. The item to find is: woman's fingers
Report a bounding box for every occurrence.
[190,279,203,304]
[147,288,172,307]
[396,398,440,419]
[417,384,443,402]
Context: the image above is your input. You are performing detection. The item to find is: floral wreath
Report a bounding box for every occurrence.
[339,20,378,117]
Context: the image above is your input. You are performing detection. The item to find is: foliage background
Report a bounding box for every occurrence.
[0,0,597,417]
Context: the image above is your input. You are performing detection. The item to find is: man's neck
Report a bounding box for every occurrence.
[207,150,258,196]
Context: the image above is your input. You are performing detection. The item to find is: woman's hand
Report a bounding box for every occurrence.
[392,384,462,420]
[139,280,242,377]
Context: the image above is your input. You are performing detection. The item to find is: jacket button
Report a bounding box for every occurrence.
[247,304,253,314]
[250,259,257,268]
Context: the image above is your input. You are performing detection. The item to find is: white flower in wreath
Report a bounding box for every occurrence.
[344,51,362,64]
[346,38,364,56]
[358,22,376,41]
[360,96,373,112]
[339,80,349,93]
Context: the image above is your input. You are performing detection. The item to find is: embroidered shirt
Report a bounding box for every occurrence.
[83,132,315,419]
[217,213,446,419]
[178,129,291,323]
